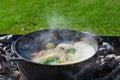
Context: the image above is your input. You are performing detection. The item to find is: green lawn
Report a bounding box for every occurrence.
[0,0,120,36]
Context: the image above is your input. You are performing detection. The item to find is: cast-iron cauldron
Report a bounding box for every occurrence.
[7,29,102,80]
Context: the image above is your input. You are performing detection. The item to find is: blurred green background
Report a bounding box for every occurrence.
[0,0,120,36]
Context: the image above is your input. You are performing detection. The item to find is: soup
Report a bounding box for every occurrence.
[30,41,96,65]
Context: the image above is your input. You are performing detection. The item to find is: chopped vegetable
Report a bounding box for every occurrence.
[65,48,76,54]
[45,43,55,49]
[41,57,59,64]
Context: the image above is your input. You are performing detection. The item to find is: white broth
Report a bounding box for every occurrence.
[31,41,96,65]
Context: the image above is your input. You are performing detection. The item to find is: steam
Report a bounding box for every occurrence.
[84,27,94,33]
[45,11,70,29]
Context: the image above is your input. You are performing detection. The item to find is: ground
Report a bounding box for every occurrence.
[0,0,120,36]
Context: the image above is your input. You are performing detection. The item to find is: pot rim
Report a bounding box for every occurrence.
[11,29,99,66]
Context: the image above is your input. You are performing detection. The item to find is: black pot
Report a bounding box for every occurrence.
[8,29,101,80]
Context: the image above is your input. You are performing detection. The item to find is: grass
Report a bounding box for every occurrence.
[0,0,120,36]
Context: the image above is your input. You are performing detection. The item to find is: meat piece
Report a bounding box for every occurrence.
[59,51,68,62]
[55,43,73,50]
[31,52,44,57]
[43,53,56,59]
[59,55,68,62]
[31,53,57,63]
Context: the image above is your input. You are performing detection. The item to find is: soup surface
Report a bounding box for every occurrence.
[30,41,96,65]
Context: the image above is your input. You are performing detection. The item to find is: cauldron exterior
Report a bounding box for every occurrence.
[11,29,99,80]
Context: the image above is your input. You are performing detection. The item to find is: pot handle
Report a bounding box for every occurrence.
[6,49,22,61]
[92,35,103,43]
[82,32,103,43]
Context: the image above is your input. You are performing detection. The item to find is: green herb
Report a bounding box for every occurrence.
[41,57,59,64]
[65,48,76,54]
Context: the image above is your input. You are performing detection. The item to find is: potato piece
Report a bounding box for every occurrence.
[45,43,55,49]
